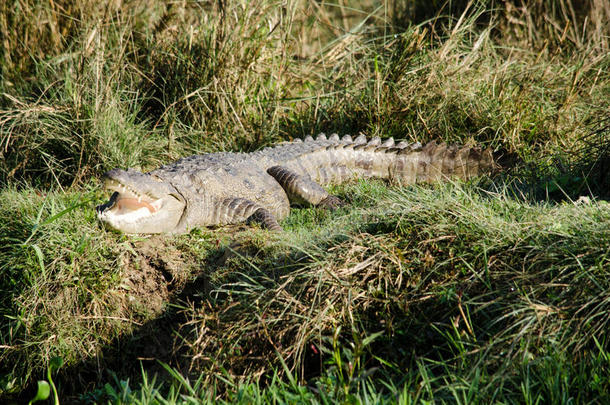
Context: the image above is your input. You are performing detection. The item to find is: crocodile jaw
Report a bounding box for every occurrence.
[97,178,185,234]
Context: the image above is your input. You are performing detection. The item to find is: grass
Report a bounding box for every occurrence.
[1,0,609,403]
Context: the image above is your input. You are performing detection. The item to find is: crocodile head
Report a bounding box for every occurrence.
[96,169,186,233]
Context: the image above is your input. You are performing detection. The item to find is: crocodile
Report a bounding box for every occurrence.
[96,134,498,234]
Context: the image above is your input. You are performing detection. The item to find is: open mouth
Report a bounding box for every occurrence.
[96,169,186,234]
[97,178,163,218]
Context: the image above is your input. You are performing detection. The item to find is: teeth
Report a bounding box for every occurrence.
[104,178,159,204]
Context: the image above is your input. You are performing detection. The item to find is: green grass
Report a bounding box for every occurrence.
[1,0,609,403]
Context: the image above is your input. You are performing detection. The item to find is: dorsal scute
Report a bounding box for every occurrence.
[422,140,438,153]
[368,137,381,146]
[341,134,352,142]
[354,134,367,144]
[381,138,395,147]
[398,142,424,154]
[316,133,327,141]
[433,142,448,156]
[329,133,340,141]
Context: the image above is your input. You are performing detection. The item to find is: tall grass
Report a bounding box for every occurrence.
[1,0,608,186]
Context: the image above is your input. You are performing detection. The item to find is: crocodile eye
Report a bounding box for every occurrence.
[151,175,164,182]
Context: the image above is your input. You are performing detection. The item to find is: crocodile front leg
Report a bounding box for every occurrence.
[267,166,346,210]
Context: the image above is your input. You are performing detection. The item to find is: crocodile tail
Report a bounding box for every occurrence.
[320,135,498,184]
[287,135,498,185]
[388,140,497,184]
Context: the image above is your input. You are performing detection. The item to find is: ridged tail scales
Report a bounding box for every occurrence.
[390,140,497,184]
[284,134,498,186]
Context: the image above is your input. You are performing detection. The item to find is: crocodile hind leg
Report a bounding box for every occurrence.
[267,166,346,209]
[220,197,282,231]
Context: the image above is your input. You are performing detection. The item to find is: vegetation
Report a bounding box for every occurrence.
[1,0,608,402]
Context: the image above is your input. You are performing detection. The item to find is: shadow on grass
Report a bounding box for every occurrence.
[502,120,610,202]
[4,230,487,402]
[31,231,516,402]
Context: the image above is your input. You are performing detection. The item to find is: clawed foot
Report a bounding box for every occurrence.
[317,195,347,210]
[246,208,283,231]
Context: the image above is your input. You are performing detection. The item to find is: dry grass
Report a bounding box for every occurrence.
[1,0,608,186]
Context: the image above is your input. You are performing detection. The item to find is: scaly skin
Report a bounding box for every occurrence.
[96,134,498,233]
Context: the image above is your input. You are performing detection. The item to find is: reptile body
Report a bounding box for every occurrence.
[97,134,497,233]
